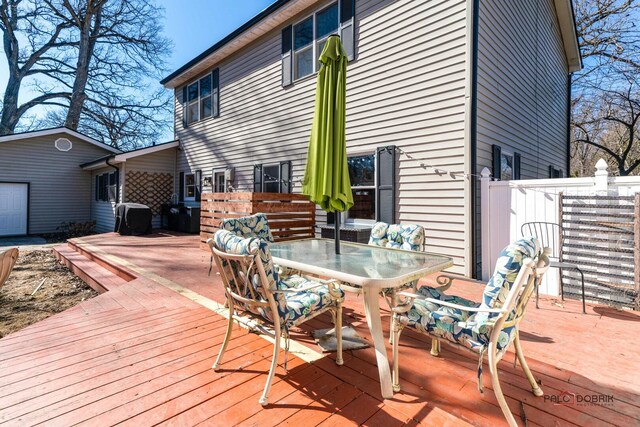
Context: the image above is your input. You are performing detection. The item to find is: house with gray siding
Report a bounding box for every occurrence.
[0,127,177,236]
[160,0,581,276]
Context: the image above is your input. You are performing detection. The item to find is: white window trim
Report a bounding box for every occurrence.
[184,173,196,201]
[54,137,73,152]
[212,168,227,193]
[292,1,340,82]
[345,149,377,225]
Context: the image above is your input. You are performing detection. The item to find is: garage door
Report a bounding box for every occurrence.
[0,183,28,236]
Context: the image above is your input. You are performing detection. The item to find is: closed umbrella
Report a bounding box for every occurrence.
[302,35,353,254]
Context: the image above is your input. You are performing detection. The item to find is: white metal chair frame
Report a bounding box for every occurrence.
[0,248,19,290]
[391,249,550,427]
[209,241,344,406]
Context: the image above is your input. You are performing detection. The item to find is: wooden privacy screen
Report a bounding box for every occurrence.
[200,192,316,249]
[560,193,639,309]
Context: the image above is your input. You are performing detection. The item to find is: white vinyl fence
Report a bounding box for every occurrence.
[481,159,640,307]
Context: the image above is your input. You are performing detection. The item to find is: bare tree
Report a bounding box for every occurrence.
[0,0,171,148]
[571,0,640,176]
[0,0,73,134]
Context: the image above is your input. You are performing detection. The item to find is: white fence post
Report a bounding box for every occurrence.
[594,158,609,194]
[480,167,492,281]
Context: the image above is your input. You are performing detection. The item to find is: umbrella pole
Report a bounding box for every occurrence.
[334,212,341,254]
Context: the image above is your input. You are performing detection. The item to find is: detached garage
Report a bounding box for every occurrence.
[0,128,120,236]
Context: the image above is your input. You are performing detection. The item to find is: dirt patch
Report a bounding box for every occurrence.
[0,249,97,338]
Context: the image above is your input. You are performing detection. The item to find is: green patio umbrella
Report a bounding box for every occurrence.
[302,35,353,254]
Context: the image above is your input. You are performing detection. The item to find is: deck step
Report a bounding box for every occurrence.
[67,239,137,282]
[53,245,128,294]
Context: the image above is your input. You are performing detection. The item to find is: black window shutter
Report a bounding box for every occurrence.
[179,172,185,201]
[95,176,99,201]
[281,26,293,87]
[327,212,335,224]
[340,0,356,61]
[253,164,263,192]
[492,144,502,180]
[279,161,292,193]
[195,169,202,201]
[376,145,396,224]
[513,152,521,180]
[182,86,188,128]
[212,69,220,118]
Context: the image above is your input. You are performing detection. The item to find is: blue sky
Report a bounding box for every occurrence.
[0,0,275,141]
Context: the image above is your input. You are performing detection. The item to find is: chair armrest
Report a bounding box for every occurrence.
[274,278,339,294]
[396,291,506,314]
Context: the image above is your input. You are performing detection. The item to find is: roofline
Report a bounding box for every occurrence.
[555,0,582,72]
[80,140,179,170]
[160,0,294,86]
[0,127,121,153]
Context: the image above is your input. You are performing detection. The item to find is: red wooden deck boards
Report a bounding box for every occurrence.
[0,231,636,426]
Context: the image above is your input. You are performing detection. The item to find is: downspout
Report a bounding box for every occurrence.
[106,157,120,203]
[566,73,572,176]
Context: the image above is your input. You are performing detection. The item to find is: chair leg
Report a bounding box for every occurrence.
[488,343,518,427]
[576,267,586,314]
[391,314,404,392]
[259,318,282,406]
[535,280,539,309]
[212,296,234,371]
[514,330,543,397]
[430,338,440,356]
[335,301,344,366]
[559,267,565,301]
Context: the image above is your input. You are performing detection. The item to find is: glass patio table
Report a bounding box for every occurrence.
[270,238,453,398]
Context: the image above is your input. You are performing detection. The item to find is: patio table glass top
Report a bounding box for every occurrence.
[270,238,453,289]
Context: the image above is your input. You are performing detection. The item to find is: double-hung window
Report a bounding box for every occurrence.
[95,172,117,202]
[183,69,220,126]
[253,161,292,193]
[347,154,376,221]
[282,0,355,86]
[491,144,521,180]
[184,173,196,201]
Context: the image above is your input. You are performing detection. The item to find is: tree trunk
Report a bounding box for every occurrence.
[0,69,20,135]
[64,3,102,130]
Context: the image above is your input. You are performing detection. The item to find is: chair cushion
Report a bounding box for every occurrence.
[279,275,345,326]
[369,222,424,251]
[213,230,341,328]
[220,213,275,243]
[397,286,503,353]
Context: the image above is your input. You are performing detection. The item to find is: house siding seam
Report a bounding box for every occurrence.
[173,0,470,271]
[0,133,114,234]
[474,0,570,275]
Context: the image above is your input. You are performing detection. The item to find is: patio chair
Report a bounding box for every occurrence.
[521,221,586,313]
[0,248,19,290]
[208,230,344,406]
[391,237,550,427]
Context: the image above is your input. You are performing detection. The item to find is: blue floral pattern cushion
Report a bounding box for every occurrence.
[397,237,542,353]
[213,229,343,328]
[369,222,425,251]
[220,213,275,243]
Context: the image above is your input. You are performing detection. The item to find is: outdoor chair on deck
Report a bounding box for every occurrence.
[0,248,19,290]
[208,230,344,406]
[521,221,586,313]
[391,237,550,427]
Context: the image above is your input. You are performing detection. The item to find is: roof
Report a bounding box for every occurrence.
[160,0,320,88]
[80,140,179,169]
[0,127,121,154]
[162,0,583,89]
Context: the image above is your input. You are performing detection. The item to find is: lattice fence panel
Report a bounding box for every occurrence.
[125,171,173,215]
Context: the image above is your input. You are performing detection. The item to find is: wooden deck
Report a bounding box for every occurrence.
[0,231,638,426]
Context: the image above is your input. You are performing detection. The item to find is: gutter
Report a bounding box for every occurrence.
[106,157,120,203]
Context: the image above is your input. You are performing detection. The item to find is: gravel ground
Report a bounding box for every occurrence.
[0,249,97,338]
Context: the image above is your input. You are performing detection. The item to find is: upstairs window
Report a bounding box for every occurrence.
[182,69,219,127]
[281,0,355,86]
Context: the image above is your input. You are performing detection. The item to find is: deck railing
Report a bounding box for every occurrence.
[200,192,316,249]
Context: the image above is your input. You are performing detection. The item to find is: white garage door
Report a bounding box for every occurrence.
[0,183,28,236]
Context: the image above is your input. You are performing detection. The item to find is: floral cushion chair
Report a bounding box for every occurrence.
[208,230,345,406]
[390,237,550,427]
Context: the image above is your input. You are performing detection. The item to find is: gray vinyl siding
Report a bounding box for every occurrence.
[91,166,118,233]
[174,0,470,271]
[475,0,569,178]
[474,0,570,275]
[0,133,114,234]
[123,149,177,228]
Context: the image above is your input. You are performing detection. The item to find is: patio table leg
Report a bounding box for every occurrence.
[363,287,394,399]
